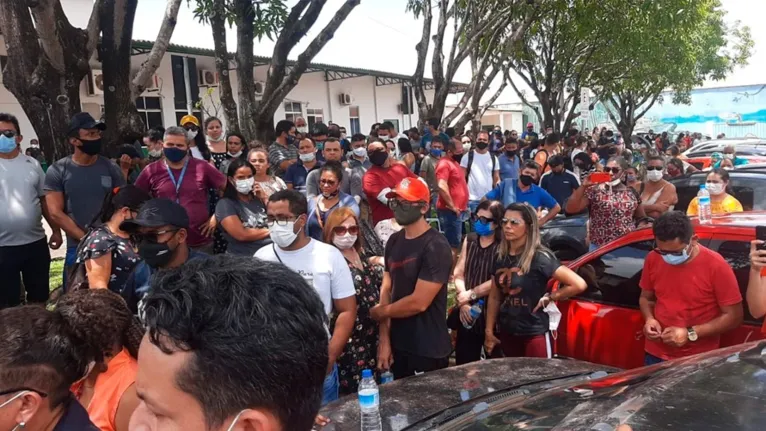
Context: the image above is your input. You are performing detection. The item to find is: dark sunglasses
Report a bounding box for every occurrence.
[131,228,178,244]
[388,200,424,210]
[653,243,690,256]
[472,215,495,224]
[333,225,359,236]
[603,167,622,174]
[501,217,524,226]
[183,125,199,132]
[0,130,17,138]
[646,166,663,171]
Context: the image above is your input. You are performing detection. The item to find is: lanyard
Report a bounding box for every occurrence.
[165,158,189,203]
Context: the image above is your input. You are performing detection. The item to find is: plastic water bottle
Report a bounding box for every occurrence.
[380,371,394,384]
[697,184,712,224]
[358,369,382,431]
[463,300,485,329]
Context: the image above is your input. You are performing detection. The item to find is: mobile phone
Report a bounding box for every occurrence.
[589,172,611,184]
[756,226,766,250]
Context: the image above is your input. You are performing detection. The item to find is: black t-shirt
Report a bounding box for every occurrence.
[385,227,452,358]
[492,249,560,336]
[540,171,579,208]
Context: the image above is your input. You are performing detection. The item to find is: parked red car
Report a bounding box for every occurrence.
[552,212,766,369]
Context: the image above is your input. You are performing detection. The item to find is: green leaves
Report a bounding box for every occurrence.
[190,0,288,40]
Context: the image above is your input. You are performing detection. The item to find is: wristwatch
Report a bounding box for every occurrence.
[687,327,698,342]
[470,291,478,301]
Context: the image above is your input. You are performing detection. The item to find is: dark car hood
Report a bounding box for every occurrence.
[408,342,766,431]
[317,358,614,431]
[541,213,588,229]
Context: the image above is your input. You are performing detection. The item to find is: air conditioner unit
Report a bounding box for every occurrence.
[254,81,265,97]
[90,69,104,95]
[198,69,219,87]
[339,93,352,105]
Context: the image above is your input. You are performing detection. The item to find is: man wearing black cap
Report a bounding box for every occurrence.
[540,154,580,209]
[120,198,208,314]
[117,144,142,184]
[44,112,125,281]
[312,122,329,163]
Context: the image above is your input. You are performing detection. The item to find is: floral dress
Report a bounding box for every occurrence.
[331,253,383,395]
[586,186,640,246]
[74,225,140,294]
[210,151,229,254]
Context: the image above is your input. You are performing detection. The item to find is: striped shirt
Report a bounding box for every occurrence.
[464,233,498,290]
[268,141,299,178]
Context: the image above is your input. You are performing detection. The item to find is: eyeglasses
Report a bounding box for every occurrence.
[472,215,495,224]
[131,229,178,244]
[388,200,424,210]
[653,243,690,256]
[501,217,524,226]
[183,125,199,132]
[266,216,298,226]
[0,130,17,138]
[333,225,359,236]
[603,167,622,174]
[646,166,663,171]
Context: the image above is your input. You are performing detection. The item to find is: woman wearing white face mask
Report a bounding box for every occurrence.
[687,168,743,217]
[640,155,678,219]
[215,158,271,255]
[305,162,360,241]
[322,207,383,394]
[567,156,646,251]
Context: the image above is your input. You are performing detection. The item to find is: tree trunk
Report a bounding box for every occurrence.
[101,0,145,155]
[253,116,275,146]
[234,0,258,142]
[209,0,239,133]
[0,0,94,163]
[131,0,183,98]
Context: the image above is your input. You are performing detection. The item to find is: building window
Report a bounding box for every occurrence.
[349,106,360,135]
[307,108,324,129]
[284,102,302,122]
[136,96,164,129]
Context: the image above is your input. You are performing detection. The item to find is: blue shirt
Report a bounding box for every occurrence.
[284,160,319,195]
[484,179,558,210]
[306,192,360,240]
[422,131,451,151]
[540,170,580,208]
[498,154,521,181]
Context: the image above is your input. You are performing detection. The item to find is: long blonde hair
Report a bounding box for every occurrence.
[497,202,551,275]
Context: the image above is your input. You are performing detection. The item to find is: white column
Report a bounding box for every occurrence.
[500,112,506,131]
[372,77,379,122]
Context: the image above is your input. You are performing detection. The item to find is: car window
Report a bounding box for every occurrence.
[715,241,764,325]
[575,240,654,308]
[675,174,764,212]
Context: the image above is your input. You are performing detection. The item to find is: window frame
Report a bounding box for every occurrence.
[306,108,324,129]
[349,106,360,135]
[284,101,303,122]
[136,96,164,129]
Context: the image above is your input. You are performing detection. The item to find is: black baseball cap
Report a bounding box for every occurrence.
[69,112,106,135]
[120,198,190,233]
[311,122,329,137]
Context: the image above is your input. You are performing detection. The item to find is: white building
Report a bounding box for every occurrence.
[0,4,466,148]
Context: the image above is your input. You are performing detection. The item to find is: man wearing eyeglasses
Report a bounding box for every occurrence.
[255,189,356,406]
[639,211,743,366]
[119,198,207,314]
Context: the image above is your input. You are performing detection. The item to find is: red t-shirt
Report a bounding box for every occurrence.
[639,246,742,360]
[434,158,469,211]
[135,158,226,247]
[362,163,417,225]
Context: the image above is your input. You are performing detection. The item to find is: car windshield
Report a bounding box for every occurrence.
[413,343,766,430]
[686,144,766,157]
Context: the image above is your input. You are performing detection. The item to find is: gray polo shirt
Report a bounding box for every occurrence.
[44,156,125,243]
[0,154,46,246]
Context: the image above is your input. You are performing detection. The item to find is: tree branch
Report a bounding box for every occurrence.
[86,0,104,57]
[29,0,69,73]
[131,0,182,98]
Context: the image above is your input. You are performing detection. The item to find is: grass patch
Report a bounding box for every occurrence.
[50,258,64,291]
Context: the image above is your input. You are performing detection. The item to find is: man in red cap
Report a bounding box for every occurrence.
[370,176,453,379]
[521,122,538,143]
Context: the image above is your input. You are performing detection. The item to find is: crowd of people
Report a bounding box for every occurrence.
[1,110,764,431]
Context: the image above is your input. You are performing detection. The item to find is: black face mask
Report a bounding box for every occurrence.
[476,141,489,150]
[393,205,424,226]
[452,154,463,163]
[78,138,102,156]
[369,150,388,167]
[505,150,516,158]
[138,238,177,268]
[519,174,534,186]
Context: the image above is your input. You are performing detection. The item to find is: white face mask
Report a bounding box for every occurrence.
[608,177,622,187]
[235,177,254,194]
[646,170,663,182]
[148,149,162,157]
[706,182,725,195]
[185,129,198,141]
[333,233,357,250]
[378,134,389,141]
[352,147,367,158]
[300,152,316,162]
[270,221,298,249]
[544,301,561,331]
[228,150,242,158]
[297,126,308,134]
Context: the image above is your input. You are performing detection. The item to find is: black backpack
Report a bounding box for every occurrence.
[464,150,496,182]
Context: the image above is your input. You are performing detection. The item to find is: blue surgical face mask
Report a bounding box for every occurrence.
[473,219,494,236]
[430,148,443,158]
[660,245,691,265]
[0,135,17,153]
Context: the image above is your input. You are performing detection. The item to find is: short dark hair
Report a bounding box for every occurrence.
[477,130,490,139]
[576,136,588,146]
[523,160,541,172]
[0,112,20,133]
[443,138,457,153]
[426,118,440,129]
[445,127,456,138]
[654,211,693,243]
[275,120,295,137]
[432,134,447,147]
[269,189,308,216]
[708,167,730,183]
[668,145,681,156]
[547,155,564,167]
[505,137,518,145]
[323,137,341,149]
[397,137,413,154]
[145,127,165,142]
[0,306,88,408]
[380,121,395,132]
[143,255,329,430]
[320,160,344,182]
[545,132,559,146]
[226,132,246,145]
[351,133,366,143]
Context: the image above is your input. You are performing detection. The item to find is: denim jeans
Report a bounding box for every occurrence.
[644,353,664,366]
[438,209,468,248]
[468,200,481,215]
[322,363,340,405]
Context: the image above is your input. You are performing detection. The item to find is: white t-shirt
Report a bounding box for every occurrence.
[460,150,499,201]
[571,148,584,179]
[254,238,355,315]
[190,146,204,160]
